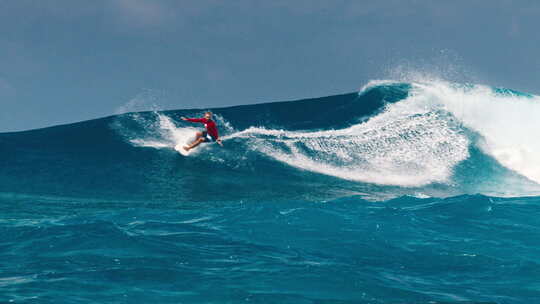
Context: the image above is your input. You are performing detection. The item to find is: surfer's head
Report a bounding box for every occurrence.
[204,111,213,119]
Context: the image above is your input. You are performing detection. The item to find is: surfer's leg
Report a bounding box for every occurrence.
[184,131,207,151]
[190,131,203,143]
[185,137,205,150]
[186,132,202,147]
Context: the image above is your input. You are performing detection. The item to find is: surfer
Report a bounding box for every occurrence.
[181,111,223,152]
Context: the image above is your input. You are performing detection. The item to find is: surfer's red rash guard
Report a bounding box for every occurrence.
[185,118,219,139]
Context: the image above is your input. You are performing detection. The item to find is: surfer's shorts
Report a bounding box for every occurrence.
[201,131,216,142]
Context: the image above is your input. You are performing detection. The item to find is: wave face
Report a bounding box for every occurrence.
[2,80,540,303]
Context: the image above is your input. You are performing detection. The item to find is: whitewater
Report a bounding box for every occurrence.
[1,79,540,303]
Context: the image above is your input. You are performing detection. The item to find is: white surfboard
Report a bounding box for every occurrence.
[175,143,192,156]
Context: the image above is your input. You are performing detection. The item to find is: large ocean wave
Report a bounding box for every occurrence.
[113,80,540,200]
[2,80,540,202]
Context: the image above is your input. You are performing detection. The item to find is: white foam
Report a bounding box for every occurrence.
[129,139,170,148]
[122,113,198,150]
[235,96,470,187]
[234,80,540,188]
[407,80,540,184]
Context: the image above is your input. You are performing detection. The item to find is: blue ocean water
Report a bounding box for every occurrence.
[2,80,540,303]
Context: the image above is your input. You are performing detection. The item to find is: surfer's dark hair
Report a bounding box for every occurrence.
[205,111,213,115]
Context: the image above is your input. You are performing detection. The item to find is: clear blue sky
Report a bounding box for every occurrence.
[1,0,539,132]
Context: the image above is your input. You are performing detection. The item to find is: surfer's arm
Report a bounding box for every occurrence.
[181,117,205,123]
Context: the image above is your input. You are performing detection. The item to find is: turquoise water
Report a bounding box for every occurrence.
[2,80,540,303]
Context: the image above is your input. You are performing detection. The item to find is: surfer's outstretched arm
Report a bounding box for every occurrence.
[181,117,205,123]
